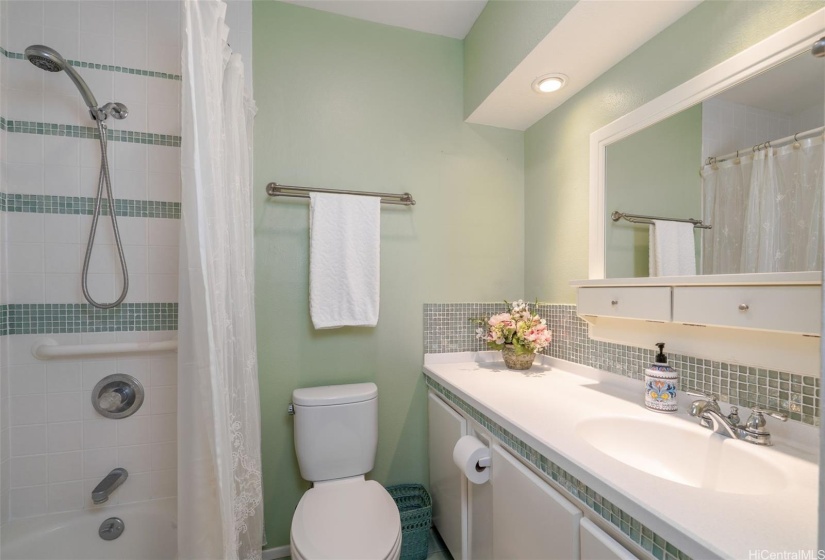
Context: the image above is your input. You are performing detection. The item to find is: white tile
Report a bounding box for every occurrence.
[79,33,115,67]
[147,78,180,108]
[151,386,176,415]
[43,1,79,33]
[47,451,82,483]
[7,243,44,273]
[79,165,104,198]
[149,468,176,499]
[45,243,83,274]
[39,24,79,66]
[112,168,147,200]
[116,416,152,446]
[150,413,176,443]
[7,274,45,303]
[118,217,148,247]
[148,273,178,302]
[6,23,44,55]
[79,70,115,114]
[5,134,44,165]
[148,39,181,75]
[114,73,148,106]
[147,145,180,175]
[147,219,179,247]
[85,274,116,304]
[147,103,180,136]
[10,424,47,457]
[148,245,178,275]
[10,394,46,426]
[5,57,45,96]
[79,1,114,38]
[47,421,82,453]
[148,172,181,202]
[46,363,82,393]
[45,273,82,304]
[114,1,148,45]
[48,480,83,513]
[150,442,176,472]
[46,392,82,423]
[149,357,177,387]
[82,420,116,450]
[1,429,10,464]
[6,88,44,122]
[44,214,82,244]
[117,472,149,504]
[6,213,44,243]
[9,364,46,396]
[10,455,47,488]
[9,485,47,519]
[148,0,181,44]
[113,143,147,172]
[6,163,44,194]
[123,273,148,303]
[43,137,80,168]
[82,448,118,479]
[8,0,45,29]
[117,444,151,473]
[44,164,81,196]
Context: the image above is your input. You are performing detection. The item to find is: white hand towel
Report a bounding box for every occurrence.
[309,192,380,329]
[649,220,696,277]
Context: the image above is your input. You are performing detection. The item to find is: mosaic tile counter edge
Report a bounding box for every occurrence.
[424,375,690,560]
[423,303,820,426]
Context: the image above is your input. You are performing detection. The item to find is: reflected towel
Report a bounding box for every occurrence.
[309,192,380,329]
[649,220,696,277]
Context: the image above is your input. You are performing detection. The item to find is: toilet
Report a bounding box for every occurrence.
[290,383,402,560]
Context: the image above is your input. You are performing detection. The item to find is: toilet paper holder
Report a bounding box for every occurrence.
[475,456,491,471]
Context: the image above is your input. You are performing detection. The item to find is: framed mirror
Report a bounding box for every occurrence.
[588,10,825,280]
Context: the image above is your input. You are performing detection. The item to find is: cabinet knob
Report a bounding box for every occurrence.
[738,304,749,311]
[611,300,618,306]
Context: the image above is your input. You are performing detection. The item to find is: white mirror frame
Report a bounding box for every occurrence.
[588,8,825,280]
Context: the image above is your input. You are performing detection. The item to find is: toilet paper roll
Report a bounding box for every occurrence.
[452,435,491,485]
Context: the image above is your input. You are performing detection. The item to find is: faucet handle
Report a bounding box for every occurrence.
[750,407,788,422]
[686,390,719,403]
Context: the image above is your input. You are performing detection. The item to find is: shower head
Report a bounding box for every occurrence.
[813,36,825,58]
[25,45,99,110]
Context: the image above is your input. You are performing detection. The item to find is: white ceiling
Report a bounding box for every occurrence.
[467,0,703,130]
[282,0,488,39]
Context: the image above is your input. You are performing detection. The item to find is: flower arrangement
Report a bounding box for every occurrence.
[476,300,553,355]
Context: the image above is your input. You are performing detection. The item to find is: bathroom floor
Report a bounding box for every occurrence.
[426,527,453,560]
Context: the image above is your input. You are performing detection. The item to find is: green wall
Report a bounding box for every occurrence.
[524,1,822,302]
[253,2,525,546]
[463,0,576,119]
[604,105,703,278]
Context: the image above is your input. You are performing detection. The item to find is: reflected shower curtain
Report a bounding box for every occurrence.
[702,136,824,274]
[179,2,263,559]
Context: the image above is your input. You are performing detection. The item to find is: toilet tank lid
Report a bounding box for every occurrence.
[293,383,378,407]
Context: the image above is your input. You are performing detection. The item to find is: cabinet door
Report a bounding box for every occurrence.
[428,392,467,560]
[580,518,637,560]
[672,285,821,335]
[578,287,672,322]
[491,444,582,560]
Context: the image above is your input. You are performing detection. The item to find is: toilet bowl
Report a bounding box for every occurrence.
[289,383,402,560]
[290,478,402,560]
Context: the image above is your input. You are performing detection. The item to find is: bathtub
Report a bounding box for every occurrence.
[0,498,177,560]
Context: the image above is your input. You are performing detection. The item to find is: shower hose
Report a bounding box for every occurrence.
[81,119,129,309]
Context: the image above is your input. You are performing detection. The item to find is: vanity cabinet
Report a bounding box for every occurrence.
[580,518,637,560]
[672,285,821,335]
[427,393,467,560]
[429,391,628,560]
[577,287,671,322]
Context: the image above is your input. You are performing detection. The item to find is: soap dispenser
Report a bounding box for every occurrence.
[645,342,677,413]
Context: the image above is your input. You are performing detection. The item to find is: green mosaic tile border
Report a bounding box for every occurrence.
[0,193,181,219]
[424,375,691,560]
[0,47,182,81]
[0,117,181,147]
[1,303,178,335]
[424,303,820,426]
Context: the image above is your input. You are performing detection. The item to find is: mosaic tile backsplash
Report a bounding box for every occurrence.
[423,303,820,425]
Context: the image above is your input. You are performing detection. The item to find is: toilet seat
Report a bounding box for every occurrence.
[291,478,402,560]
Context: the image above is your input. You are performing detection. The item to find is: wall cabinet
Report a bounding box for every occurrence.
[428,392,634,560]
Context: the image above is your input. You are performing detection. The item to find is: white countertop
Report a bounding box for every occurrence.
[423,352,819,559]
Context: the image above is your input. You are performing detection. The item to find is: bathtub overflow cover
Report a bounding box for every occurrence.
[99,517,125,541]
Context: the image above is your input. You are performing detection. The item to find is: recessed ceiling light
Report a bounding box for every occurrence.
[532,73,568,94]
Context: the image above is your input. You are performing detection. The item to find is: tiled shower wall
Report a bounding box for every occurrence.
[423,303,820,426]
[0,0,254,525]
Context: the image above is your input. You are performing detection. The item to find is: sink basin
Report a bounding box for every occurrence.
[576,416,787,495]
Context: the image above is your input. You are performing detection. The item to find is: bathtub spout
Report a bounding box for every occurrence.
[92,468,128,504]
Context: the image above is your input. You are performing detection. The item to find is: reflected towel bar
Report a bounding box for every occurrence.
[266,182,415,206]
[612,211,711,230]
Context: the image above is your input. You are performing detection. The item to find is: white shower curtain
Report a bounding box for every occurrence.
[179,2,263,560]
[703,135,824,274]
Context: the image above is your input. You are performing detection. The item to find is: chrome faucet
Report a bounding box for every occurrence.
[92,468,128,504]
[687,392,787,446]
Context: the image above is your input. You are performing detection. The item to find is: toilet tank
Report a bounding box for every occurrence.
[292,383,378,482]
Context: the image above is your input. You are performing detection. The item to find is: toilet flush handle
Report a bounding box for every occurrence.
[287,403,295,415]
